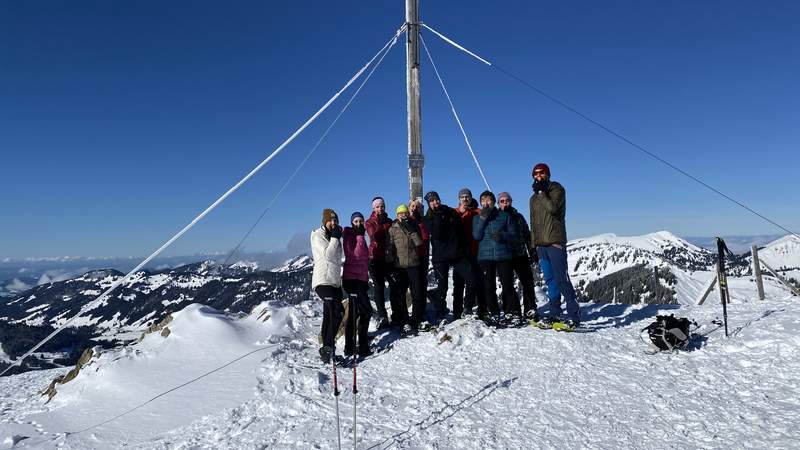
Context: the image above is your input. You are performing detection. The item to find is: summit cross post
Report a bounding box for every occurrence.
[406,0,424,201]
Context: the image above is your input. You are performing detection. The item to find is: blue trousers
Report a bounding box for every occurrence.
[538,245,580,322]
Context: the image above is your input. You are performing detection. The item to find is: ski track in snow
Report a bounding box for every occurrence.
[2,294,800,449]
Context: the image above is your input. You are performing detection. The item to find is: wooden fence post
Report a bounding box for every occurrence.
[751,245,765,301]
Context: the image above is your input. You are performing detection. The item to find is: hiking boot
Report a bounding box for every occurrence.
[319,346,334,364]
[358,347,373,358]
[343,346,355,356]
[510,314,523,327]
[418,321,432,332]
[525,310,540,322]
[482,314,500,327]
[402,323,413,334]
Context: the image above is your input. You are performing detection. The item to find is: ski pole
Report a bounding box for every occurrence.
[716,237,731,337]
[332,357,342,450]
[352,301,359,450]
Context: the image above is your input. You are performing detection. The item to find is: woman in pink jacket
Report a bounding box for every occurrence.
[342,212,374,357]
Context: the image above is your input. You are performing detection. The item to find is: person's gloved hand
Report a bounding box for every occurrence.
[479,206,493,220]
[355,224,366,236]
[330,225,342,239]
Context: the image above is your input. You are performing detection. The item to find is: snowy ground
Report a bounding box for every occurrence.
[2,287,800,449]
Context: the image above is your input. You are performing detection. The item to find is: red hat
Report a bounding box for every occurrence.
[532,163,550,177]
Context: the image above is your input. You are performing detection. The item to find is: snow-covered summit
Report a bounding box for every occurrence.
[271,254,313,273]
[758,234,800,271]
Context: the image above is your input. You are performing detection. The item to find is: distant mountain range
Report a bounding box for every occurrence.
[1,231,797,375]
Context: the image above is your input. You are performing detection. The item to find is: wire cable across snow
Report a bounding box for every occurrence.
[0,24,407,378]
[420,33,492,192]
[422,22,800,241]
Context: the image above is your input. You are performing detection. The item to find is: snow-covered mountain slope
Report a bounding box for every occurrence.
[757,235,800,271]
[1,290,799,449]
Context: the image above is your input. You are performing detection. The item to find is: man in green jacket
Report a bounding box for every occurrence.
[529,163,580,328]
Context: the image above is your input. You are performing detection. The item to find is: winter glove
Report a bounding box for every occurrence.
[378,212,391,225]
[479,206,493,220]
[355,224,366,236]
[330,225,342,240]
[401,220,416,234]
[533,179,550,194]
[491,233,502,242]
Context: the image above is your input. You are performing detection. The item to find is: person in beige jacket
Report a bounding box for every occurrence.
[387,204,425,333]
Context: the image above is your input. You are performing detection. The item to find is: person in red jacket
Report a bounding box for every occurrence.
[342,212,373,357]
[365,196,394,329]
[453,188,487,316]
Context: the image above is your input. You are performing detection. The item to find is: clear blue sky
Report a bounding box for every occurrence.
[2,1,798,259]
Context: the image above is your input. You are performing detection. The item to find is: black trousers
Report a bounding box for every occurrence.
[479,260,518,317]
[315,285,344,349]
[433,257,475,319]
[368,260,396,320]
[454,254,487,315]
[343,279,374,352]
[391,265,426,325]
[511,255,537,315]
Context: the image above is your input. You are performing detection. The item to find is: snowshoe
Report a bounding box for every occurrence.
[509,314,524,328]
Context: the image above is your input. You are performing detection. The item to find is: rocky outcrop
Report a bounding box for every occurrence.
[41,347,96,401]
[138,314,173,342]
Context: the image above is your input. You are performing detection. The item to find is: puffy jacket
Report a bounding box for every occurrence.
[387,220,423,269]
[472,207,517,262]
[504,206,532,258]
[342,227,369,282]
[423,205,468,263]
[455,206,481,257]
[366,211,393,262]
[311,227,343,289]
[529,181,567,246]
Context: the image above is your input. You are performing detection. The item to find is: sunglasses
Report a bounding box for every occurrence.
[499,199,511,203]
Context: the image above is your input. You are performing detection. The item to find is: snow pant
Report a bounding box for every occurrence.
[538,258,561,303]
[454,254,486,315]
[478,260,516,317]
[391,265,426,325]
[369,260,396,321]
[315,285,344,350]
[342,279,373,353]
[537,245,580,322]
[433,257,475,319]
[511,255,537,316]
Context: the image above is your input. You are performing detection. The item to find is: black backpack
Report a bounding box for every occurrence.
[641,314,695,351]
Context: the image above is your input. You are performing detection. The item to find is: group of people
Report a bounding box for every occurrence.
[310,163,580,363]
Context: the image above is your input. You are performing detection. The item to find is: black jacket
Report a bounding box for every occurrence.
[423,204,468,263]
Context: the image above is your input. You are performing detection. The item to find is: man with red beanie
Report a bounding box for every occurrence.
[529,163,580,329]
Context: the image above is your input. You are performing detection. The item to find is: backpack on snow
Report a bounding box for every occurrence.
[641,314,696,351]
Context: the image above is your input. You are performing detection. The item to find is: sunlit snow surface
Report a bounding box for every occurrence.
[2,279,800,449]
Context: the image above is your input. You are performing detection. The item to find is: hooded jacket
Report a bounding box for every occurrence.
[311,227,343,289]
[455,205,481,257]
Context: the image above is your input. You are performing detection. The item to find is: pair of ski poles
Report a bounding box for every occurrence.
[331,295,361,450]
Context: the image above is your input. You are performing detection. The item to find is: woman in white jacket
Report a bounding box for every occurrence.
[311,208,344,364]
